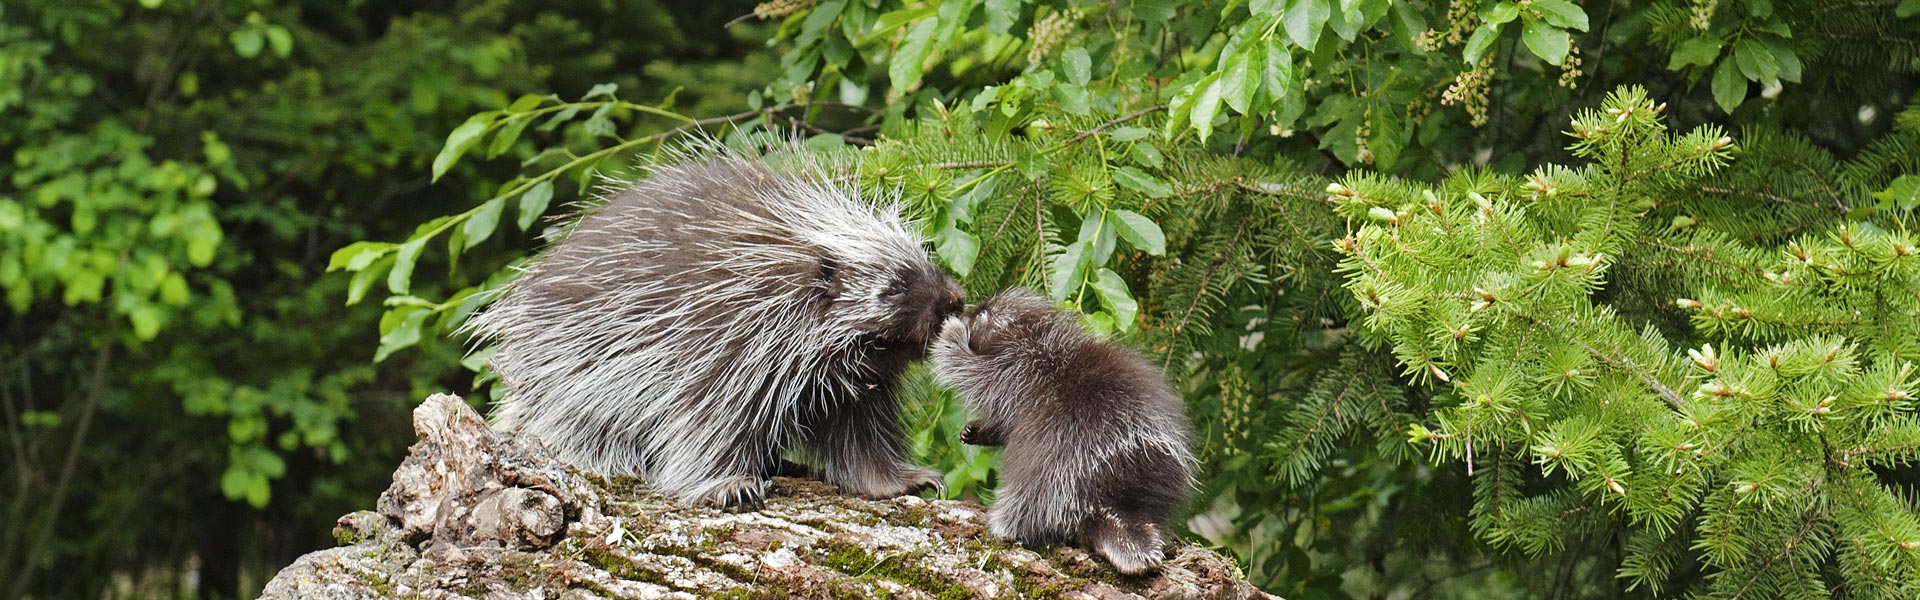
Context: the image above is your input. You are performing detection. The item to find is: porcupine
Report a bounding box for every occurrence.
[929,288,1196,575]
[466,143,965,507]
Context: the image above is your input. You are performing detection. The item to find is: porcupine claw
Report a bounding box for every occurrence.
[697,476,769,509]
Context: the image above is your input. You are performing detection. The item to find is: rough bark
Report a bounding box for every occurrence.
[261,394,1277,600]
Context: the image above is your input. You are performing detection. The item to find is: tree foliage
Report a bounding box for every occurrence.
[387,0,1920,597]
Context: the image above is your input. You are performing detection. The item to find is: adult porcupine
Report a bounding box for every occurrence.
[467,144,964,507]
[929,288,1195,575]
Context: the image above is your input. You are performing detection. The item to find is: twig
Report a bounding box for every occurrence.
[7,341,111,599]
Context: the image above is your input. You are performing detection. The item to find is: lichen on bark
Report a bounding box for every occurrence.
[261,394,1277,599]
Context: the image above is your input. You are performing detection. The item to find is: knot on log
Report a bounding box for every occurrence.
[263,394,1278,599]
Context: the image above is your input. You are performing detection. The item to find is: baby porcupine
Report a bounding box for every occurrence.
[929,288,1196,575]
[467,144,964,507]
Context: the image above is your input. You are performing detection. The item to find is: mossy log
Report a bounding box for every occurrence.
[261,394,1277,599]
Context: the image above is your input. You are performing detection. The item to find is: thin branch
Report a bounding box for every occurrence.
[1058,105,1167,146]
[7,341,111,599]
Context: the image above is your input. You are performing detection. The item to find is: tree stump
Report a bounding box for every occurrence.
[260,394,1277,599]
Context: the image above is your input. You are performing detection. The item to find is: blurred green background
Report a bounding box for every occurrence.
[0,1,774,596]
[5,1,1919,599]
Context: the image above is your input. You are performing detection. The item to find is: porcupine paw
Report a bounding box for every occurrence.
[858,466,946,499]
[696,476,769,509]
[959,419,1005,446]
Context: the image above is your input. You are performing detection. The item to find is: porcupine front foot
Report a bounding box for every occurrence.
[1077,512,1169,576]
[691,475,770,508]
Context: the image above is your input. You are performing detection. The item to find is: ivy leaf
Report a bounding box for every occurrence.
[1091,268,1139,330]
[1282,0,1329,50]
[1668,37,1723,70]
[1113,167,1173,199]
[1531,0,1589,30]
[432,115,494,182]
[1521,18,1569,66]
[889,19,940,93]
[462,198,505,250]
[517,180,555,231]
[1462,22,1503,64]
[387,237,427,295]
[1110,209,1167,255]
[1734,39,1780,84]
[1711,59,1747,113]
[1221,44,1260,115]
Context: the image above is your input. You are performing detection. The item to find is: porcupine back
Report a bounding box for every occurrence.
[468,146,957,505]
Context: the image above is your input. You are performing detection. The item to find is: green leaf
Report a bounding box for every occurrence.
[1520,18,1569,66]
[1669,37,1723,70]
[265,26,292,57]
[1531,0,1589,30]
[230,29,263,58]
[518,180,555,231]
[486,116,532,159]
[462,198,505,250]
[1901,0,1920,17]
[346,255,392,306]
[1190,74,1225,142]
[1876,175,1920,210]
[1108,126,1152,142]
[1061,47,1091,86]
[1484,2,1521,25]
[1079,212,1118,267]
[1734,39,1780,83]
[160,273,190,306]
[889,19,940,93]
[374,308,428,362]
[1130,143,1165,168]
[936,222,981,277]
[1113,167,1173,199]
[1221,45,1260,115]
[1746,0,1772,18]
[1282,0,1330,50]
[1090,268,1139,330]
[328,241,394,272]
[387,237,427,295]
[984,0,1019,33]
[432,116,493,182]
[1462,22,1502,64]
[1050,240,1089,301]
[1251,0,1284,17]
[1053,83,1091,115]
[1711,59,1747,113]
[1110,209,1167,255]
[129,304,164,340]
[1760,38,1802,82]
[1132,0,1176,21]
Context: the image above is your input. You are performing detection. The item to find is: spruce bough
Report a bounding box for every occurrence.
[1338,87,1920,596]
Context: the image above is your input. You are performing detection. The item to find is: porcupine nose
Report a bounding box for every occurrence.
[941,282,965,318]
